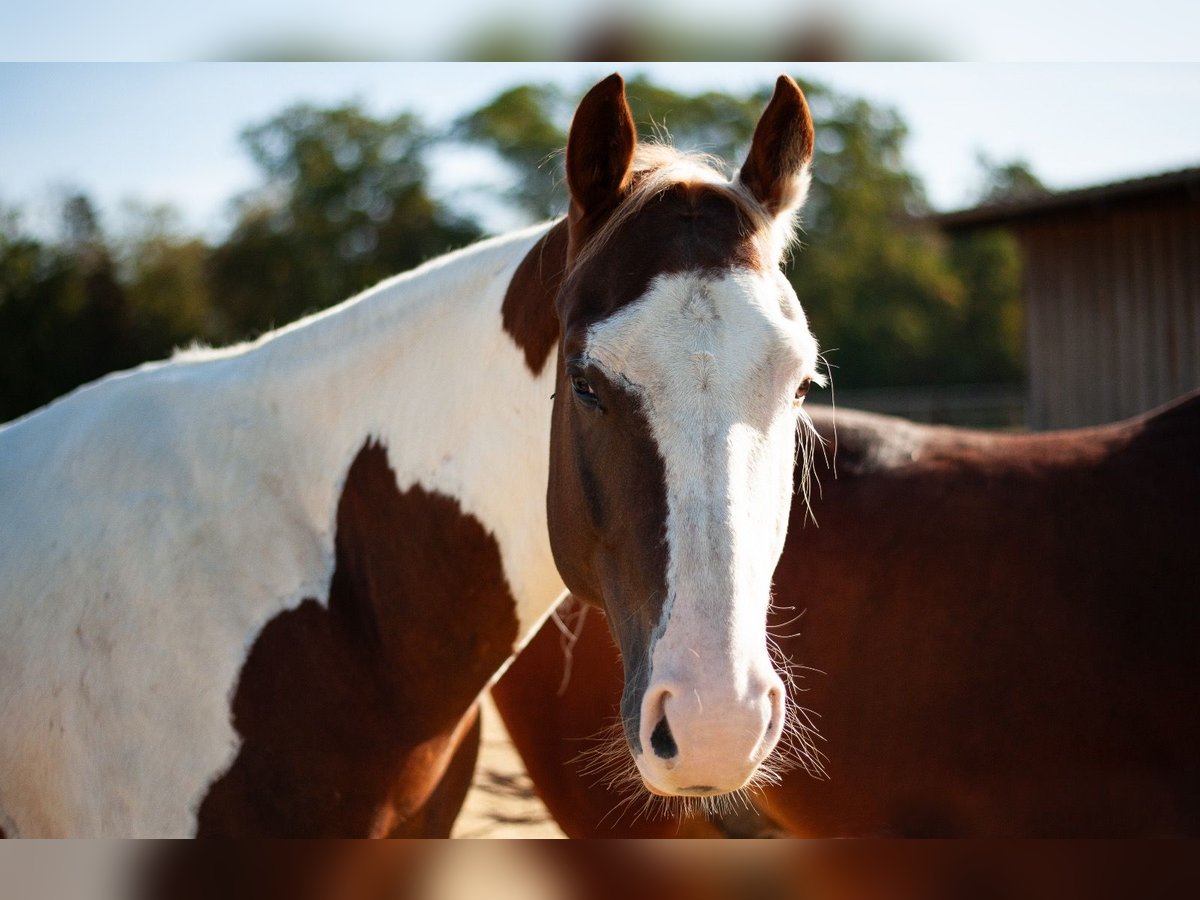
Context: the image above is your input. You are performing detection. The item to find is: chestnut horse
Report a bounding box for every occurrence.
[493,395,1200,836]
[0,74,822,836]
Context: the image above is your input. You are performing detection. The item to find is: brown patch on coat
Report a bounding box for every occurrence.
[388,702,481,838]
[501,175,771,383]
[547,362,670,754]
[196,441,517,837]
[501,219,568,376]
[501,179,767,382]
[559,181,765,341]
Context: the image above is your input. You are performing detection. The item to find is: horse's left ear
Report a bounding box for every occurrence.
[566,73,637,221]
[739,75,815,217]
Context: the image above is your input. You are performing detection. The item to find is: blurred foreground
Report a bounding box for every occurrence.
[4,0,1191,61]
[1,839,1197,900]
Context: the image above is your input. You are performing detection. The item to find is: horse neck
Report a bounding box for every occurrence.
[239,221,568,640]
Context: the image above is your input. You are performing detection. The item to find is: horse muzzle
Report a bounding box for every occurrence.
[630,665,786,796]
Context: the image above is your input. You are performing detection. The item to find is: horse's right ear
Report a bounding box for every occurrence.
[566,73,636,222]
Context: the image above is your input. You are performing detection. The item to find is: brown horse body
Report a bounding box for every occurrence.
[493,394,1200,836]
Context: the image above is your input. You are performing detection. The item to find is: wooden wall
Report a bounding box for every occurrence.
[1015,191,1200,429]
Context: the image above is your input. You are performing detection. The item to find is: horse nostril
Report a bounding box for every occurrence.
[650,715,678,760]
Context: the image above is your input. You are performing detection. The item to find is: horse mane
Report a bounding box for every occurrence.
[574,143,809,268]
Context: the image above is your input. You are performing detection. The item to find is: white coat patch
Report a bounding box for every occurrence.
[0,222,567,836]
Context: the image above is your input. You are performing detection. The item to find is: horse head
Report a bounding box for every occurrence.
[546,74,822,799]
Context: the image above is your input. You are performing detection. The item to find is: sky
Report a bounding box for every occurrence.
[1,0,1197,61]
[2,62,1199,240]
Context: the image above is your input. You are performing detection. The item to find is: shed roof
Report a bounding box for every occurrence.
[936,166,1200,231]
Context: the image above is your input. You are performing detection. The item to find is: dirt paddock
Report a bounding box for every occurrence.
[450,694,566,838]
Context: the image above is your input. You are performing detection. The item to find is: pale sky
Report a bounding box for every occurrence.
[1,0,1197,61]
[2,63,1198,240]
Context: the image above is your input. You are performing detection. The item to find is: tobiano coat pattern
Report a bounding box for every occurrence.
[0,73,825,836]
[0,223,567,837]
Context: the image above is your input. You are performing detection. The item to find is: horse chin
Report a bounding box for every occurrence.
[634,759,753,799]
[641,779,676,798]
[641,780,727,799]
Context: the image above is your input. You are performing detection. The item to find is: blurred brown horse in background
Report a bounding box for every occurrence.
[492,393,1200,836]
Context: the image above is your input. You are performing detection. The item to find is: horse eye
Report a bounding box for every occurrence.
[794,377,813,401]
[572,375,599,405]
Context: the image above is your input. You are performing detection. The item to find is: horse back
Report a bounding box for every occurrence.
[769,395,1200,835]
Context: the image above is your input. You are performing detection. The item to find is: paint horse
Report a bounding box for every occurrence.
[0,74,823,836]
[493,394,1200,836]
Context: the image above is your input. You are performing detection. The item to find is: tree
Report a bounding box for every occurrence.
[974,154,1049,206]
[784,89,967,388]
[942,227,1024,385]
[115,201,219,354]
[454,75,771,223]
[927,154,1042,386]
[0,194,144,421]
[454,83,573,222]
[208,103,481,337]
[456,76,996,391]
[1,103,487,421]
[1,81,1032,424]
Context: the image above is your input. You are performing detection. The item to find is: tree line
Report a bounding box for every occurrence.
[0,75,1038,423]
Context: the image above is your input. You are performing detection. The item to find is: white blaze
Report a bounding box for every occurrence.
[584,268,820,788]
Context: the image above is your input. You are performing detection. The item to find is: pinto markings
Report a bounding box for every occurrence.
[0,223,565,836]
[196,442,516,836]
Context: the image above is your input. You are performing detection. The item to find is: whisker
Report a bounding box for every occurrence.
[794,403,826,527]
[767,605,807,634]
[567,606,829,834]
[816,349,838,479]
[550,598,591,696]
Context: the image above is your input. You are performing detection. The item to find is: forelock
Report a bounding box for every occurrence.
[573,143,803,268]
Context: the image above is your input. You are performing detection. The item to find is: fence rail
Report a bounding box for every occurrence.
[808,383,1027,430]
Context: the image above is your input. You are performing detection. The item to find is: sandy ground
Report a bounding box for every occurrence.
[450,692,566,838]
[451,697,775,840]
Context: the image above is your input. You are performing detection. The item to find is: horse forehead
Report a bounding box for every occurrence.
[585,269,800,386]
[561,181,766,327]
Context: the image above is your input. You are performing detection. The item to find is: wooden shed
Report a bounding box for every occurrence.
[939,167,1200,430]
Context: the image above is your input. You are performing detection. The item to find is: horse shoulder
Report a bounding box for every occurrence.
[0,358,336,836]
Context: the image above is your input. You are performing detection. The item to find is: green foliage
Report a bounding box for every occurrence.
[455,83,572,221]
[0,103,482,421]
[208,102,481,336]
[0,197,143,421]
[786,86,963,387]
[453,75,1024,392]
[453,75,770,222]
[0,78,1028,423]
[116,202,220,353]
[942,228,1025,383]
[622,74,770,161]
[974,154,1049,205]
